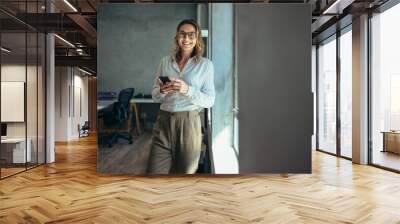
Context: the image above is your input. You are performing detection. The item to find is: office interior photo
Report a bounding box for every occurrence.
[1,0,400,223]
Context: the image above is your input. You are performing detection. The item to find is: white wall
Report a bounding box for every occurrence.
[55,66,69,141]
[55,67,89,141]
[71,72,89,138]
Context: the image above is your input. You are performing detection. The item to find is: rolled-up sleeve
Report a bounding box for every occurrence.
[151,59,166,103]
[184,61,215,108]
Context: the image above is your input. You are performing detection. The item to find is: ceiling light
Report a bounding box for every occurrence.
[322,0,354,15]
[1,47,11,53]
[63,0,78,12]
[78,67,92,76]
[54,34,75,48]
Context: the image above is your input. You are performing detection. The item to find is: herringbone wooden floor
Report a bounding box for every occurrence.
[1,135,400,224]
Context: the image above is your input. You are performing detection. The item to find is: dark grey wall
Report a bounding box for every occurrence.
[237,4,313,173]
[97,4,197,95]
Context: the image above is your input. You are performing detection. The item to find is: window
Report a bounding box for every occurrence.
[370,2,400,171]
[318,36,337,154]
[339,28,352,158]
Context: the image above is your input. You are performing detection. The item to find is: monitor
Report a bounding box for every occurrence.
[1,123,7,137]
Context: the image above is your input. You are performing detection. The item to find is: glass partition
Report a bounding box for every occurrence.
[0,1,46,179]
[1,30,28,177]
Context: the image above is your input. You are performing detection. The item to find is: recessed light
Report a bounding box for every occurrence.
[63,0,78,12]
[78,67,92,76]
[322,0,354,15]
[54,34,75,48]
[1,47,11,53]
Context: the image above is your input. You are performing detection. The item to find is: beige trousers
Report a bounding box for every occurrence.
[148,110,202,174]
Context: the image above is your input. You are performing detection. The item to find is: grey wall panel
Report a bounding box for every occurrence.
[237,4,312,173]
[97,4,197,95]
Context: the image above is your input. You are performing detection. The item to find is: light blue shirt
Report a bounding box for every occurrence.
[151,55,215,112]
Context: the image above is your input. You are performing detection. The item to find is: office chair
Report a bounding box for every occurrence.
[78,121,90,138]
[100,88,135,148]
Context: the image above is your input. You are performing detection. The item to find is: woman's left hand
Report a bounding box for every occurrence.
[171,78,189,94]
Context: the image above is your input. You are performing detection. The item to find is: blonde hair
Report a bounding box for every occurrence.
[172,19,204,64]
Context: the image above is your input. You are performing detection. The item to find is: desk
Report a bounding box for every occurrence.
[97,100,115,111]
[97,98,155,110]
[97,98,160,134]
[97,104,107,111]
[1,138,31,163]
[131,99,159,132]
[382,131,400,154]
[131,98,154,103]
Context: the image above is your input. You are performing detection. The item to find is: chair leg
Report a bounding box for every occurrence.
[116,133,133,144]
[108,133,117,148]
[131,102,142,136]
[107,132,133,148]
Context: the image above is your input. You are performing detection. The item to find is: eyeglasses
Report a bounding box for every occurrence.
[178,31,197,39]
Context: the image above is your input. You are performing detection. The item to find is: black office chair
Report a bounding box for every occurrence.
[100,88,135,147]
[78,121,90,138]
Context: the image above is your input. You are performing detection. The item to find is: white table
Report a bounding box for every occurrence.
[97,100,115,111]
[97,98,156,110]
[131,98,155,103]
[1,138,31,163]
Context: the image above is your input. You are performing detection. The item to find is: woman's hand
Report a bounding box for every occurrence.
[158,79,174,94]
[171,78,189,94]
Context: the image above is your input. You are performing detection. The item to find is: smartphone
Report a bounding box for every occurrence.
[159,76,171,85]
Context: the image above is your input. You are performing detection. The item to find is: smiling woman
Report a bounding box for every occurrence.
[148,19,215,174]
[96,4,212,175]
